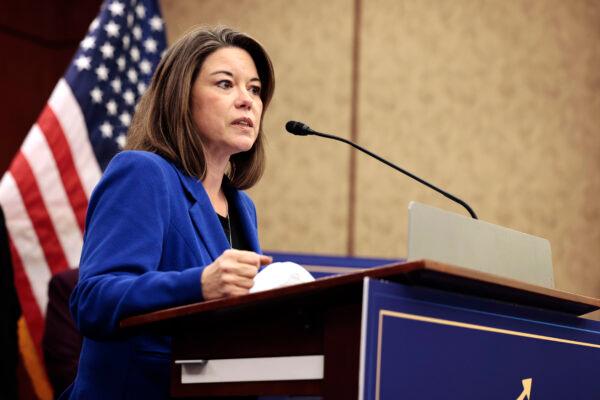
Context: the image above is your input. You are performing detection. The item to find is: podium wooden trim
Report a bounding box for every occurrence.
[120,260,600,398]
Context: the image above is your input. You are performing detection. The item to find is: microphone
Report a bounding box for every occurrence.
[285,120,478,219]
[285,121,314,136]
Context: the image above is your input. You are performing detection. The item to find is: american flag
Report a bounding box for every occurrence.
[0,0,166,394]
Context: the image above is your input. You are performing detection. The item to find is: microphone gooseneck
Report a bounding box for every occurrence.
[284,120,478,219]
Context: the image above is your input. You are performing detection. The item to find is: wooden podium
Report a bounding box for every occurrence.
[121,260,600,399]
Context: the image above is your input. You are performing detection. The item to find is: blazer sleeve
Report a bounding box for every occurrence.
[70,152,204,339]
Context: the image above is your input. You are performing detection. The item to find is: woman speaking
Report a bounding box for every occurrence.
[62,26,275,399]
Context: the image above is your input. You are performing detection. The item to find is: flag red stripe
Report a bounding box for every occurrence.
[38,106,88,233]
[10,239,45,360]
[10,152,70,274]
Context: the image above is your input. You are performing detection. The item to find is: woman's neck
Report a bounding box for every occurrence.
[202,156,229,216]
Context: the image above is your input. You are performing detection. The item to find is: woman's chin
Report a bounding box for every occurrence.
[231,138,256,154]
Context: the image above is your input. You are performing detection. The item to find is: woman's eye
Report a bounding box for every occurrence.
[249,85,261,96]
[216,80,232,89]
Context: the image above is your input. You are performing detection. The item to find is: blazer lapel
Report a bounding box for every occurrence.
[174,168,229,261]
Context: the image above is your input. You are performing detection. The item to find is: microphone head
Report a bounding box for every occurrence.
[285,120,313,136]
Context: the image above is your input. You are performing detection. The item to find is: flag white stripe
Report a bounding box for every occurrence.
[21,125,84,268]
[0,173,50,313]
[48,79,102,198]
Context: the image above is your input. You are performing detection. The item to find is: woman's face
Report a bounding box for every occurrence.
[191,46,263,162]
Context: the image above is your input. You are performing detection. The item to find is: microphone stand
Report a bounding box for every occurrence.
[287,122,478,219]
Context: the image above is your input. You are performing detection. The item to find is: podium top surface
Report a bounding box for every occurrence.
[120,260,600,330]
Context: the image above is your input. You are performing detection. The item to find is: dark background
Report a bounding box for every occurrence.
[0,0,103,174]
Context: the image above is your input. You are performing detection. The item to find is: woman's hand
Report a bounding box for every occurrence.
[201,249,272,300]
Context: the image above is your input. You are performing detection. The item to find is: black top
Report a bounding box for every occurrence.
[217,204,249,251]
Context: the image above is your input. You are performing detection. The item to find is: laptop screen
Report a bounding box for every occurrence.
[407,201,554,288]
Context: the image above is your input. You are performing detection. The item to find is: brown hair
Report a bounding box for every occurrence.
[125,26,275,189]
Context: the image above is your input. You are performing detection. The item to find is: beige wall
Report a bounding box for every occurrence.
[160,0,600,298]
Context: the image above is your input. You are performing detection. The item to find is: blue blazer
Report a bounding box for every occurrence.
[63,151,261,399]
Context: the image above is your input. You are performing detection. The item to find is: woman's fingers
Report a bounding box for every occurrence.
[222,274,255,290]
[201,250,272,300]
[226,263,260,279]
[228,249,272,267]
[259,254,273,265]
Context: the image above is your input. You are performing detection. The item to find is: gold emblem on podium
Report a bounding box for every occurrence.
[515,378,532,400]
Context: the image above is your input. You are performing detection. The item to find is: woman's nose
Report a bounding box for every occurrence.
[235,88,253,109]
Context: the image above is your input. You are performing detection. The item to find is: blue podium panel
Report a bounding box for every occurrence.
[360,278,600,400]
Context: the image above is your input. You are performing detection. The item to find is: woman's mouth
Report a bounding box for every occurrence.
[232,117,254,128]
